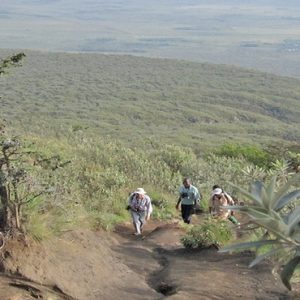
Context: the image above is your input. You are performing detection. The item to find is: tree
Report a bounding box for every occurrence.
[0,125,48,232]
[0,53,25,76]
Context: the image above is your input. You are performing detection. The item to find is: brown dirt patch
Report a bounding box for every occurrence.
[0,218,299,299]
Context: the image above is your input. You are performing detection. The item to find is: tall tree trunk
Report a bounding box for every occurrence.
[15,204,20,230]
[0,186,9,231]
[0,186,17,232]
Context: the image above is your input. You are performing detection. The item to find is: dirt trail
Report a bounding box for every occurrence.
[113,219,299,300]
[0,217,299,300]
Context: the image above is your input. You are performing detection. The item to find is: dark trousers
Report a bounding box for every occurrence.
[181,204,194,224]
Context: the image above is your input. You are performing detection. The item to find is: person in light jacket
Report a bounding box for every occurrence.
[128,188,153,235]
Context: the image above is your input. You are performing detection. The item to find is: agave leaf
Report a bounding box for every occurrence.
[245,209,290,241]
[224,205,269,214]
[219,239,280,253]
[274,190,300,211]
[266,176,277,210]
[251,218,288,237]
[251,181,263,201]
[280,255,300,290]
[287,206,300,235]
[246,207,275,220]
[228,182,263,206]
[269,209,285,222]
[273,173,300,211]
[249,247,283,268]
[223,205,248,212]
[261,186,270,210]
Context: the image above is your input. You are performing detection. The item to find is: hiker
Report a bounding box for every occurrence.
[209,188,240,225]
[176,178,201,224]
[212,185,237,205]
[128,188,153,235]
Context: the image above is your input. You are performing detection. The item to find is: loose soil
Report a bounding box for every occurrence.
[0,215,299,300]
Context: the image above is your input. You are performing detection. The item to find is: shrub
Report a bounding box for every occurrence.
[215,143,272,167]
[181,218,233,249]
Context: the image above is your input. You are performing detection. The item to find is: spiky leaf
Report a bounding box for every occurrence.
[273,173,300,210]
[220,239,280,253]
[274,190,300,211]
[280,256,300,290]
[249,247,283,268]
[266,175,277,210]
[228,182,263,206]
[287,206,300,236]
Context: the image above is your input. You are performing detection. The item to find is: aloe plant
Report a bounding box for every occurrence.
[220,173,300,290]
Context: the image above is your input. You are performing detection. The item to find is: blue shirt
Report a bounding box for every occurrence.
[179,185,201,205]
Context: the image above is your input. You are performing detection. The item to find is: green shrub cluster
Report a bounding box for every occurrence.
[215,143,272,167]
[181,218,233,249]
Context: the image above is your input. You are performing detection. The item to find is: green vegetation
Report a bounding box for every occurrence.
[220,174,300,290]
[181,218,233,249]
[1,127,294,241]
[215,143,272,167]
[0,50,300,154]
[0,53,25,75]
[0,52,298,253]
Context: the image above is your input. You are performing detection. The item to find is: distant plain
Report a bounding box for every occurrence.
[1,0,300,77]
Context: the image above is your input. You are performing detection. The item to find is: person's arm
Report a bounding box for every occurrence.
[128,193,136,210]
[224,192,235,215]
[146,197,153,220]
[225,193,234,206]
[176,187,183,209]
[194,188,201,205]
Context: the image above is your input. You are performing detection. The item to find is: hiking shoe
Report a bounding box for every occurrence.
[134,232,141,236]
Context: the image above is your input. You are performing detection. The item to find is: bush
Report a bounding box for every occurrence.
[215,143,272,167]
[181,218,233,249]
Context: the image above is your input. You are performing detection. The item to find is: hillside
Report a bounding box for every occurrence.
[0,50,300,151]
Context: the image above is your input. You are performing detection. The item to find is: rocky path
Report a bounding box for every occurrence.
[113,219,299,300]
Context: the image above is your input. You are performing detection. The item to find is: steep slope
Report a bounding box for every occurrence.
[0,50,300,150]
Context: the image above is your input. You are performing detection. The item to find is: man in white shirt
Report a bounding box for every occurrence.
[176,178,201,224]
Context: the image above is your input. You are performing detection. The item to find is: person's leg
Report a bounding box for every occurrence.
[181,205,184,221]
[181,204,193,224]
[139,211,146,233]
[185,205,194,224]
[181,204,187,223]
[131,211,142,234]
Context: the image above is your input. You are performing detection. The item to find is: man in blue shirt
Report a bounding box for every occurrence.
[176,178,201,224]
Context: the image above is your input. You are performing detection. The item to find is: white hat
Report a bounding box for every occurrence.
[212,188,223,196]
[134,188,146,195]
